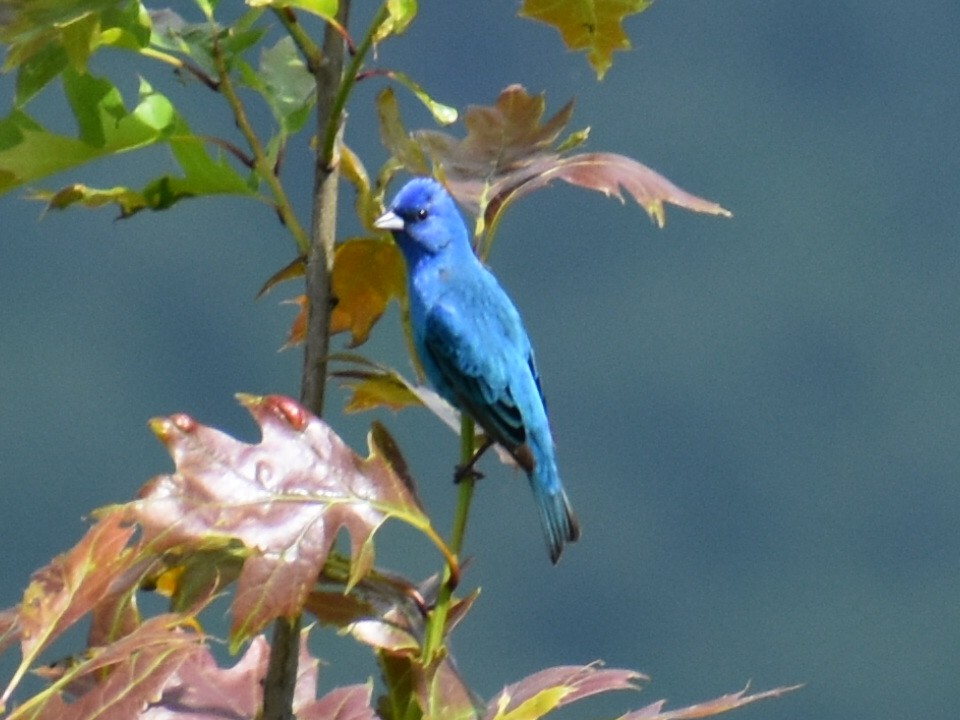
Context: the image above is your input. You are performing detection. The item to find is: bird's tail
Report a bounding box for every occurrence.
[528,436,580,564]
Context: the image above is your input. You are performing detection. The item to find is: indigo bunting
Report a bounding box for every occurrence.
[375,178,580,563]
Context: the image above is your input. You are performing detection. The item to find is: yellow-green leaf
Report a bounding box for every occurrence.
[331,238,406,347]
[519,0,655,80]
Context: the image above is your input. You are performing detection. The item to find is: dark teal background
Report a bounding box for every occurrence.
[1,2,958,717]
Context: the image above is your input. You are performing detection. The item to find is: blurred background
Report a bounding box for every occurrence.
[1,1,958,718]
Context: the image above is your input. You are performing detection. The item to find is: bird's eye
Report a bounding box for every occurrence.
[416,208,428,221]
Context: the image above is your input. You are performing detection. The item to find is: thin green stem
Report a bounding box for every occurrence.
[421,416,476,662]
[211,34,310,254]
[319,4,389,167]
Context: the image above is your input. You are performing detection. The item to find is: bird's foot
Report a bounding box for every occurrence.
[454,464,484,484]
[453,436,494,484]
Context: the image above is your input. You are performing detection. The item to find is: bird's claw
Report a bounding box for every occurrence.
[454,464,484,484]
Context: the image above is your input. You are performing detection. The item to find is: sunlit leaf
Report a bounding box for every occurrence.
[519,0,654,80]
[620,683,803,720]
[373,0,417,43]
[127,394,448,647]
[0,0,151,73]
[387,70,458,125]
[247,35,316,134]
[246,0,339,21]
[407,85,730,240]
[0,512,144,709]
[300,682,378,720]
[485,664,644,720]
[331,355,519,470]
[8,615,202,719]
[377,87,428,177]
[331,238,406,347]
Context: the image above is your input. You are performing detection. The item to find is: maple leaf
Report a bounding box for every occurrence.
[402,85,730,245]
[127,394,454,646]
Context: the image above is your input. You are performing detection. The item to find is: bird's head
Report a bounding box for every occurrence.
[374,177,468,261]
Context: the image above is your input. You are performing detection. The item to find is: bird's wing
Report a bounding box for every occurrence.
[422,298,528,450]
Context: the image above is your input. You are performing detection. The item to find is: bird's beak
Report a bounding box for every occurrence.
[374,210,404,231]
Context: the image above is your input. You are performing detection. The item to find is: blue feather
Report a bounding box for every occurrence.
[375,177,580,563]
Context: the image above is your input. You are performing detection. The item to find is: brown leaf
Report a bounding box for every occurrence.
[620,683,803,720]
[404,85,730,237]
[330,238,407,347]
[127,394,440,646]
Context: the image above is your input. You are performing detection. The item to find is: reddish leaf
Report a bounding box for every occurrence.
[141,634,270,719]
[15,615,202,720]
[127,394,443,646]
[407,85,730,238]
[519,0,655,80]
[1,512,145,709]
[299,682,378,720]
[620,683,803,720]
[485,663,644,719]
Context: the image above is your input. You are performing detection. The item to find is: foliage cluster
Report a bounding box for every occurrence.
[0,2,791,718]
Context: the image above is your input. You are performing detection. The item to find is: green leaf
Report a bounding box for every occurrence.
[519,0,654,80]
[388,71,458,126]
[0,0,152,75]
[0,74,181,195]
[374,0,418,42]
[246,0,339,21]
[377,87,428,176]
[14,42,68,107]
[253,35,316,134]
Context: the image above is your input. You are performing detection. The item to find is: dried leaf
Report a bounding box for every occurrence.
[405,85,730,237]
[620,683,803,720]
[331,239,407,347]
[485,663,644,720]
[519,0,654,80]
[127,394,445,646]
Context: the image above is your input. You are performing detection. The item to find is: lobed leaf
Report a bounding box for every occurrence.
[519,0,654,80]
[0,511,148,709]
[331,238,407,347]
[619,683,803,720]
[0,0,151,75]
[485,664,644,720]
[10,615,202,720]
[127,394,446,647]
[395,85,730,241]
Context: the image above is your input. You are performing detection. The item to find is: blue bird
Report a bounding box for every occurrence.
[375,177,580,563]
